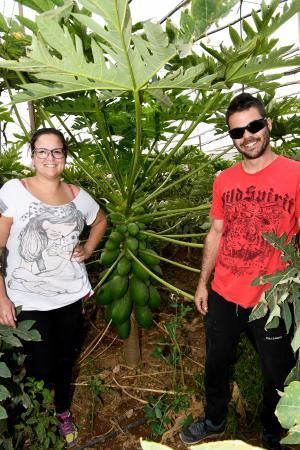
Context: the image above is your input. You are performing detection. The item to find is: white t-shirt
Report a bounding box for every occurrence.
[0,179,100,311]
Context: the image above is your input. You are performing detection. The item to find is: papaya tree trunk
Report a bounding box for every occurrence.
[122,315,141,366]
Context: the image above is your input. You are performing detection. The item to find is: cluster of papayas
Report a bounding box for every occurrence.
[97,210,162,339]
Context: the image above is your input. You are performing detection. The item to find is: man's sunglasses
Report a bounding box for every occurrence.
[229,118,267,140]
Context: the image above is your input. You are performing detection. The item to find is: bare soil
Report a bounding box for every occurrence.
[70,250,299,450]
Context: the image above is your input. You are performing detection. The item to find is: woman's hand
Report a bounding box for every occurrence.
[72,244,93,263]
[0,296,16,328]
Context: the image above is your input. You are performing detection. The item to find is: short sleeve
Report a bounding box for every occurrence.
[210,174,224,220]
[77,189,100,225]
[0,180,18,217]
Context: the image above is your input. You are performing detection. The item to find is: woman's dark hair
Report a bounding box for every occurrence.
[225,93,267,125]
[30,128,68,155]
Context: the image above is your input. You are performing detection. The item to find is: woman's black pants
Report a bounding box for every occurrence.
[204,290,295,435]
[18,300,83,413]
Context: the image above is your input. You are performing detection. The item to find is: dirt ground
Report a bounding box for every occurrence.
[70,250,299,450]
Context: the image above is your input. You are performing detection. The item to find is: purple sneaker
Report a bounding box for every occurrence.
[56,410,78,448]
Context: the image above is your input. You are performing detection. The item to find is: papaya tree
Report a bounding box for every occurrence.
[0,0,300,365]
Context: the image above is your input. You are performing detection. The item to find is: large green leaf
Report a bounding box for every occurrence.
[0,405,8,420]
[0,362,11,378]
[2,0,299,103]
[0,385,10,402]
[17,0,64,13]
[276,381,300,429]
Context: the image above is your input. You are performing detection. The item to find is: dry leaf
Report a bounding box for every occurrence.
[125,408,134,419]
[113,364,121,374]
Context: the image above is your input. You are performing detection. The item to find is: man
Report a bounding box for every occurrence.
[180,93,300,450]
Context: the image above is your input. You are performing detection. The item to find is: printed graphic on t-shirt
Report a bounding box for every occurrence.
[219,185,294,277]
[8,202,86,297]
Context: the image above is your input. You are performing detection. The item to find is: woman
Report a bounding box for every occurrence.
[0,128,107,447]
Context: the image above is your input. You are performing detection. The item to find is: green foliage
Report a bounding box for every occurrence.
[86,376,106,429]
[145,304,192,437]
[250,233,300,442]
[277,381,300,445]
[14,378,64,450]
[151,303,192,383]
[0,146,29,184]
[144,393,190,438]
[0,310,38,447]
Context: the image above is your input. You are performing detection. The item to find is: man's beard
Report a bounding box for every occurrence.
[236,127,270,160]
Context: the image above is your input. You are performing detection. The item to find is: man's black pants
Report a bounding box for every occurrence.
[18,300,83,413]
[204,290,295,434]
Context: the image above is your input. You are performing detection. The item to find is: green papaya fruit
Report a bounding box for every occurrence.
[151,264,163,277]
[111,275,129,299]
[133,206,145,215]
[105,239,119,251]
[139,249,159,266]
[110,231,124,243]
[116,224,127,233]
[138,240,147,250]
[116,319,131,339]
[135,305,153,329]
[148,285,161,310]
[117,257,131,276]
[104,300,116,322]
[132,260,149,281]
[100,249,120,266]
[127,222,139,236]
[111,294,133,325]
[126,237,139,252]
[129,276,149,306]
[95,282,113,305]
[110,212,123,223]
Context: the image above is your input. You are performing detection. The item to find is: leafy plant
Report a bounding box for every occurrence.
[152,302,192,386]
[250,233,300,443]
[144,393,190,438]
[0,308,40,448]
[276,380,300,445]
[86,376,106,429]
[14,378,64,450]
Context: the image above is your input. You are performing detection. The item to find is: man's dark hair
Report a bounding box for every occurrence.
[225,93,267,126]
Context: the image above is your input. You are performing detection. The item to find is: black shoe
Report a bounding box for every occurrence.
[179,417,225,445]
[261,429,283,450]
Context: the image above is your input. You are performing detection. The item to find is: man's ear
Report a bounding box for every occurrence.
[266,117,272,131]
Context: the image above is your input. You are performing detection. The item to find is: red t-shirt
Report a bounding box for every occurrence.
[210,156,300,308]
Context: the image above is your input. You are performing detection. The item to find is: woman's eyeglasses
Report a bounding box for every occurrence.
[34,148,66,159]
[229,118,267,140]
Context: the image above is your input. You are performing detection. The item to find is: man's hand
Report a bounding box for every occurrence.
[0,296,16,328]
[194,283,209,315]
